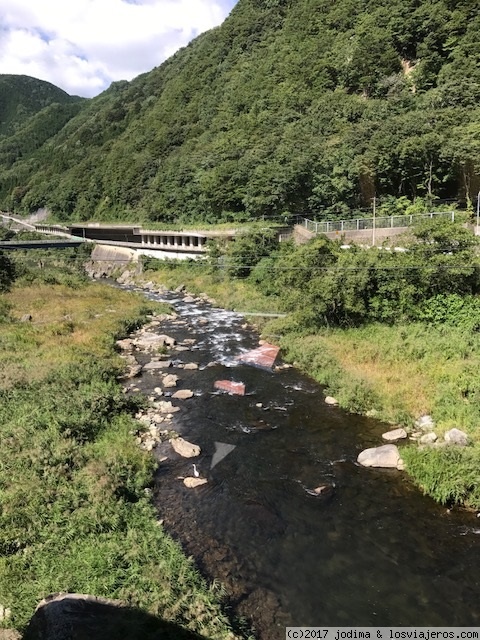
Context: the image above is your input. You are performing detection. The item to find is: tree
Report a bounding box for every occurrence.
[0,250,15,291]
[225,227,279,278]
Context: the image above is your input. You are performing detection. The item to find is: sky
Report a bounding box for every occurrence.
[0,0,237,98]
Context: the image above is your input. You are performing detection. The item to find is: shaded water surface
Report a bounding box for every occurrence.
[130,288,480,638]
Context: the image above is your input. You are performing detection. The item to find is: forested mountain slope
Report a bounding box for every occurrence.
[1,0,479,223]
[0,74,83,136]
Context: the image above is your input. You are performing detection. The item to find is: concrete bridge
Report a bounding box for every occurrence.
[33,222,235,259]
[1,210,473,259]
[0,239,83,250]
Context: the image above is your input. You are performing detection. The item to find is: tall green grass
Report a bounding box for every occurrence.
[0,282,238,638]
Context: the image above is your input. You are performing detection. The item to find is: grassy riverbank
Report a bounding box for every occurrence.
[0,276,238,637]
[140,260,480,510]
[267,320,480,509]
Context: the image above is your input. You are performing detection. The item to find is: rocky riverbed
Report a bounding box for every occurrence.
[107,276,480,640]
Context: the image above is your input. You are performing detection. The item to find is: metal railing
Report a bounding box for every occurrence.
[302,210,455,235]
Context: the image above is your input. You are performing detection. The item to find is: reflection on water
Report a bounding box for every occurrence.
[130,288,480,638]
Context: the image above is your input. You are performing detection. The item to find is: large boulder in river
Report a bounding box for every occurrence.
[357,444,401,469]
[183,477,208,488]
[171,437,201,458]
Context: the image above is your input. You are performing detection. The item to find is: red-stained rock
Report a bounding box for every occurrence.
[214,380,246,396]
[237,343,280,369]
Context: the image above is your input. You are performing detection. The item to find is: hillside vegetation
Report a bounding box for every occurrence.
[0,249,238,638]
[0,74,83,137]
[0,0,479,223]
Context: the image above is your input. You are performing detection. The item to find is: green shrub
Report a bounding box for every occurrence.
[417,294,480,330]
[402,445,480,508]
[0,297,12,322]
[0,251,15,291]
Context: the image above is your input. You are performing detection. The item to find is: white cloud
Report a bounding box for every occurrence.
[0,0,236,97]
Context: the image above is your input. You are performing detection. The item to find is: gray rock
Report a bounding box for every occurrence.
[444,428,469,446]
[312,484,335,498]
[155,400,180,414]
[183,477,208,488]
[184,362,199,370]
[357,444,400,468]
[118,364,142,380]
[324,396,339,406]
[171,437,201,458]
[172,389,194,399]
[0,629,21,640]
[419,432,438,445]
[156,334,176,347]
[162,374,179,388]
[142,360,172,370]
[20,314,32,322]
[415,415,435,430]
[116,270,135,284]
[116,338,133,351]
[134,333,175,351]
[0,606,11,622]
[184,296,195,303]
[382,428,408,442]
[22,593,136,640]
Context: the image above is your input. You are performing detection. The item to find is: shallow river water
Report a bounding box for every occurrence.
[129,287,480,639]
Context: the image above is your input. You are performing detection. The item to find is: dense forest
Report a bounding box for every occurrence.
[0,0,479,223]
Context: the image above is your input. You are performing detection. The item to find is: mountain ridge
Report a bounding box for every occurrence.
[0,74,84,137]
[0,0,479,223]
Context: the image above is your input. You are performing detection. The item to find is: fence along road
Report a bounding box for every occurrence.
[298,211,457,246]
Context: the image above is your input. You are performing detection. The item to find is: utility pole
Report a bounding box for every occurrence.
[372,196,376,247]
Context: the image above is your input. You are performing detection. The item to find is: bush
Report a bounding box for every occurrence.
[0,297,12,322]
[416,294,480,331]
[0,251,15,291]
[402,445,480,508]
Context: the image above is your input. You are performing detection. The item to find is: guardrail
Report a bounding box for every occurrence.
[302,211,455,235]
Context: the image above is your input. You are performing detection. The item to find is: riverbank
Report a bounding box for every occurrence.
[0,278,239,638]
[135,261,480,510]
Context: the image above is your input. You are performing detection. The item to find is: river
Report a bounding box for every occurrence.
[127,286,480,639]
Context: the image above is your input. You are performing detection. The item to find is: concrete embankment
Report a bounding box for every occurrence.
[85,244,140,278]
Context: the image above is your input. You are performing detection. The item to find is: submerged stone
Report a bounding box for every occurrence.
[237,343,280,369]
[143,360,172,370]
[214,380,246,395]
[172,389,194,400]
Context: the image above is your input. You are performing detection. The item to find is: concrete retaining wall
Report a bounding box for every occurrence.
[90,244,139,264]
[323,226,409,245]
